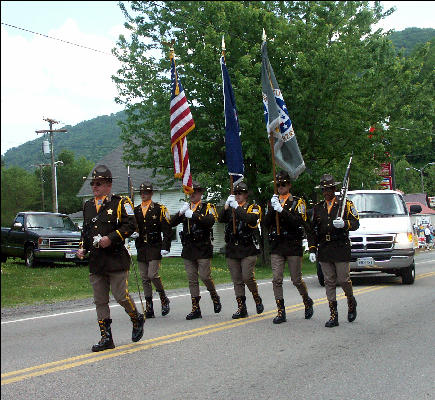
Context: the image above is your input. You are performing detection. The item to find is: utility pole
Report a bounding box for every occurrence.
[31,163,50,211]
[35,118,67,213]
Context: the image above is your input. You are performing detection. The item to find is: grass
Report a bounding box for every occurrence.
[1,254,316,308]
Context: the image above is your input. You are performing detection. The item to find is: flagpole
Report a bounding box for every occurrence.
[222,35,237,235]
[263,29,280,234]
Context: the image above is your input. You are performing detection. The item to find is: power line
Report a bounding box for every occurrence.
[1,22,113,55]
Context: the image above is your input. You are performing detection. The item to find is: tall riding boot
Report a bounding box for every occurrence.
[273,299,286,324]
[92,319,115,352]
[302,295,314,319]
[186,296,202,320]
[325,300,339,327]
[128,311,145,342]
[158,290,171,316]
[145,296,155,318]
[210,290,222,313]
[232,296,248,319]
[252,291,264,314]
[347,295,357,322]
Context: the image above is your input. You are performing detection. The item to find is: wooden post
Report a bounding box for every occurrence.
[269,130,280,234]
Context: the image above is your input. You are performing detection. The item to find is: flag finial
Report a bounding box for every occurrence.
[262,29,267,42]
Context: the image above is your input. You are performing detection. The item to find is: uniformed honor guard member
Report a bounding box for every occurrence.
[170,181,222,319]
[218,181,264,318]
[77,165,145,352]
[133,182,172,318]
[307,174,359,327]
[265,170,314,324]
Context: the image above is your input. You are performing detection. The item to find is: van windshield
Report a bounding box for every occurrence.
[347,193,407,216]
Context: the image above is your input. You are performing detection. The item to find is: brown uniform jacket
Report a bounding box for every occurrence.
[218,203,262,259]
[134,202,172,262]
[81,194,137,274]
[265,195,307,257]
[170,202,217,261]
[307,198,359,262]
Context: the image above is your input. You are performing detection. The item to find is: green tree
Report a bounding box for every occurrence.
[113,1,432,205]
[1,166,41,226]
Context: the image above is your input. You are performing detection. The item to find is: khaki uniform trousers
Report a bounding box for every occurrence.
[138,260,164,298]
[227,256,258,297]
[271,254,308,300]
[319,261,353,301]
[90,271,138,320]
[183,258,216,297]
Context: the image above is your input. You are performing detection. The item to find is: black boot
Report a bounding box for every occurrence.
[129,311,145,342]
[92,319,115,352]
[232,296,248,319]
[186,296,202,320]
[273,299,287,324]
[325,301,339,328]
[347,295,357,322]
[210,291,222,313]
[303,296,314,319]
[159,291,170,316]
[252,291,264,314]
[145,297,155,318]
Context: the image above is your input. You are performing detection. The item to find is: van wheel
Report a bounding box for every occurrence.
[401,262,415,285]
[317,262,325,286]
[25,246,36,268]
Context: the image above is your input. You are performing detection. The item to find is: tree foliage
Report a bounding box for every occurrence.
[113,1,434,204]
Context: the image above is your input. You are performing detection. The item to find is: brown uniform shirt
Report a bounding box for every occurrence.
[170,202,217,261]
[218,202,261,259]
[307,198,359,262]
[134,201,172,262]
[265,195,307,257]
[81,194,137,274]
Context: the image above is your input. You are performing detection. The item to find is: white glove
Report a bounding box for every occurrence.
[185,209,193,219]
[333,217,345,229]
[92,234,102,247]
[229,200,239,209]
[272,201,283,213]
[179,202,190,215]
[309,253,317,263]
[130,232,139,239]
[225,195,235,206]
[270,194,279,207]
[161,249,169,256]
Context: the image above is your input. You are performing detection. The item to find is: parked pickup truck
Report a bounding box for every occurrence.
[316,190,422,286]
[1,212,85,267]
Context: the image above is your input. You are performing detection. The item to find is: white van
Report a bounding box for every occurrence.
[316,190,422,285]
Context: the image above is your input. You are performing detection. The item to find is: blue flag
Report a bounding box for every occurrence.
[221,55,244,184]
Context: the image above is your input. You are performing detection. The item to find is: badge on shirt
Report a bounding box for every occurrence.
[124,202,134,215]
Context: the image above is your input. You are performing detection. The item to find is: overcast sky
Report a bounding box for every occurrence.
[1,1,435,155]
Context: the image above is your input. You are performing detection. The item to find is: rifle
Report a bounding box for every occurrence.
[337,156,353,219]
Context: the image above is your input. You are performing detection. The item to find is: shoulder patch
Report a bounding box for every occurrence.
[124,202,134,216]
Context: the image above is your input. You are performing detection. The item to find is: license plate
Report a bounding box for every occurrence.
[65,252,76,259]
[357,257,374,267]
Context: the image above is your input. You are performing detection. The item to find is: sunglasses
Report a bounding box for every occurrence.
[234,191,245,195]
[90,181,103,187]
[277,182,289,188]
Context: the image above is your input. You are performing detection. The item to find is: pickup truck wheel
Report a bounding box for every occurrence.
[25,246,36,268]
[401,262,415,285]
[317,262,325,286]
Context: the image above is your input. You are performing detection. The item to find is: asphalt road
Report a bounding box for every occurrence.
[2,251,434,400]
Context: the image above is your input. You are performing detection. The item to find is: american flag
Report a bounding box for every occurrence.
[170,53,195,194]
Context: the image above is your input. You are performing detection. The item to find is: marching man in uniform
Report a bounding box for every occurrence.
[265,170,314,324]
[134,181,172,318]
[218,181,264,318]
[307,174,359,327]
[77,165,145,352]
[170,181,222,319]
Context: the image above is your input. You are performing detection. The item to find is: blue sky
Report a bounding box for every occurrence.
[1,1,435,155]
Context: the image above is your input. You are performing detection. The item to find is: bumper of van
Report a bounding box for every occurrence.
[349,249,414,271]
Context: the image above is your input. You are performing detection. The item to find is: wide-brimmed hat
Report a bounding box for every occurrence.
[234,181,249,193]
[191,181,205,192]
[139,181,153,192]
[276,170,291,184]
[85,164,116,181]
[315,173,341,189]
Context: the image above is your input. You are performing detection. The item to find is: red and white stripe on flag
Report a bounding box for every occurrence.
[170,55,195,194]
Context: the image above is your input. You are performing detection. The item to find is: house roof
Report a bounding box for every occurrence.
[77,145,177,197]
[406,201,435,215]
[403,193,429,207]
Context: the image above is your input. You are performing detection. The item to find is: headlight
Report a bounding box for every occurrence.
[395,232,413,245]
[38,238,50,248]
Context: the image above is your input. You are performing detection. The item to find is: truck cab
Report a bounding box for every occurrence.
[347,190,421,284]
